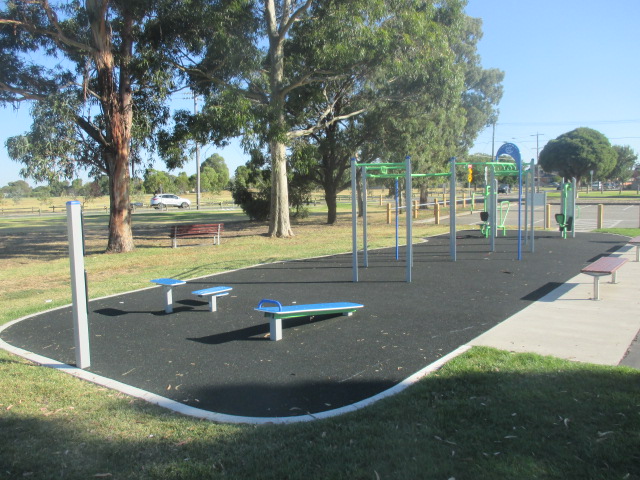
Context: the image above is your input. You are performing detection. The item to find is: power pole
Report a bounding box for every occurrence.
[491,122,496,159]
[531,132,544,192]
[193,94,201,210]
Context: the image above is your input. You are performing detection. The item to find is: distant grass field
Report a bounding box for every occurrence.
[1,205,639,479]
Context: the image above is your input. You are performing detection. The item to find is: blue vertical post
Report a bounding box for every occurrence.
[395,178,399,260]
[517,158,523,260]
[351,158,358,282]
[362,166,368,268]
[449,157,457,261]
[66,201,90,369]
[571,177,577,238]
[489,167,496,252]
[405,156,412,283]
[529,159,535,253]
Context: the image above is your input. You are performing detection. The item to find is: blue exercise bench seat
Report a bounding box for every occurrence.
[150,278,186,313]
[255,299,364,341]
[191,286,233,312]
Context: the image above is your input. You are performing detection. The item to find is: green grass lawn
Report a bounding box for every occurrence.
[1,212,639,479]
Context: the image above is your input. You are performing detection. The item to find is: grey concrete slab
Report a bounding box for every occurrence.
[470,245,640,367]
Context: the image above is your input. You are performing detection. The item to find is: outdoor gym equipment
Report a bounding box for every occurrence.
[191,286,233,312]
[479,200,510,238]
[449,143,538,261]
[555,178,577,239]
[150,278,186,313]
[351,143,539,280]
[255,299,364,341]
[351,156,414,282]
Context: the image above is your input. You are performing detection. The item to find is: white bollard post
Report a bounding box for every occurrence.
[66,201,90,369]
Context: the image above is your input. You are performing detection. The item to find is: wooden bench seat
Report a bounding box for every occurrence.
[255,299,364,341]
[628,235,640,262]
[580,256,628,300]
[171,223,223,248]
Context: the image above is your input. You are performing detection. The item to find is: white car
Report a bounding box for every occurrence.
[150,193,191,209]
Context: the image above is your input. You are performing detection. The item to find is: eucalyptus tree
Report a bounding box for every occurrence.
[0,0,177,252]
[290,2,503,221]
[609,145,638,183]
[158,0,420,237]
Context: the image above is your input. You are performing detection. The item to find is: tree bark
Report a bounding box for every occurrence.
[88,0,135,252]
[269,140,293,237]
[265,0,293,237]
[324,181,338,224]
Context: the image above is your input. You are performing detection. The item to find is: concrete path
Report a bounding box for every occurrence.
[470,243,640,367]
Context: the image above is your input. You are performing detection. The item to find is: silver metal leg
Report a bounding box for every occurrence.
[163,286,174,313]
[208,296,217,312]
[592,276,600,301]
[270,318,282,341]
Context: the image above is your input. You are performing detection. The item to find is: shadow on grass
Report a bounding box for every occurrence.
[1,347,639,479]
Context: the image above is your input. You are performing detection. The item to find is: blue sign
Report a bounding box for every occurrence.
[495,142,522,168]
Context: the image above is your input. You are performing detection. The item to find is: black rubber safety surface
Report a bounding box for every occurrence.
[1,231,626,418]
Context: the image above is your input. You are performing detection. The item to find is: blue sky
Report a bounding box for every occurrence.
[1,0,639,186]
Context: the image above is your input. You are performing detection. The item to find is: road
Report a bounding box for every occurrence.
[456,200,640,232]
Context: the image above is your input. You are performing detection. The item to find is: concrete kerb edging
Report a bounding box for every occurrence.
[5,232,634,423]
[0,251,471,425]
[0,318,471,424]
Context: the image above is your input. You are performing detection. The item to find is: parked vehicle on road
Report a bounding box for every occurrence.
[498,184,511,194]
[150,194,191,209]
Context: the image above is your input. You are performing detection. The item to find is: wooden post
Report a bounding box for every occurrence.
[413,200,418,219]
[434,202,440,225]
[387,203,391,224]
[462,192,466,208]
[545,203,551,229]
[597,204,604,229]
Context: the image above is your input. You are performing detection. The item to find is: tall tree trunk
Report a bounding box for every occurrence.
[106,150,134,252]
[419,184,430,209]
[88,0,135,252]
[265,0,293,237]
[324,180,338,224]
[269,140,293,237]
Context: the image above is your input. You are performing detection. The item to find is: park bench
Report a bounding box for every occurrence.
[150,278,186,313]
[170,223,223,248]
[580,256,628,300]
[628,235,640,262]
[191,286,233,312]
[255,299,364,341]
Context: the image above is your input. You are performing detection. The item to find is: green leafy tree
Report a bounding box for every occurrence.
[143,169,174,194]
[200,153,229,192]
[200,167,219,193]
[32,185,52,206]
[609,145,638,182]
[2,180,32,201]
[161,0,441,237]
[69,179,84,199]
[230,161,270,221]
[1,0,176,252]
[174,172,191,194]
[289,4,503,223]
[538,128,617,183]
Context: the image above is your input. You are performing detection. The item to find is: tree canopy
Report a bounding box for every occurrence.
[0,0,182,252]
[2,0,504,246]
[538,128,617,183]
[610,145,638,182]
